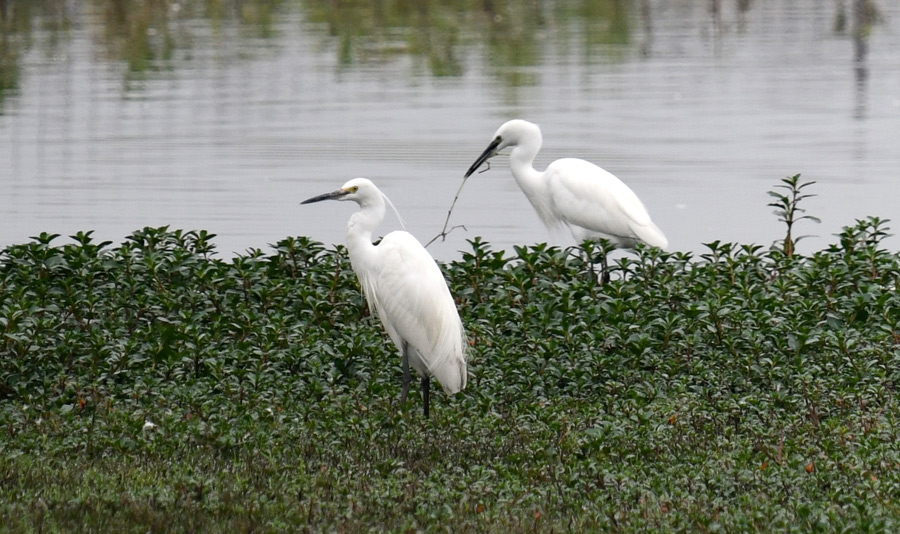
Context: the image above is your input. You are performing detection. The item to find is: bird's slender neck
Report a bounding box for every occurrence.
[508,136,547,204]
[345,195,386,267]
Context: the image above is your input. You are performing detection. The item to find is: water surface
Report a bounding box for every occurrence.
[1,0,898,259]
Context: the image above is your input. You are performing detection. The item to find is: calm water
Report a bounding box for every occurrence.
[1,0,899,260]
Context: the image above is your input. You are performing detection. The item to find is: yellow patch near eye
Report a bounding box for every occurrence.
[346,186,359,193]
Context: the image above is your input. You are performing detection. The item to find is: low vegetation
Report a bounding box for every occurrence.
[1,177,899,532]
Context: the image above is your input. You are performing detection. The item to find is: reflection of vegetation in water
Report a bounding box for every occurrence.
[95,0,177,75]
[302,0,465,77]
[480,1,543,87]
[1,0,636,92]
[833,0,881,36]
[0,0,73,110]
[93,0,286,77]
[564,0,631,51]
[0,7,20,110]
[302,0,633,85]
[0,0,288,97]
[408,4,463,77]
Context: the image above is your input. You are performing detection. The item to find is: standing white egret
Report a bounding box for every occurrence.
[302,178,467,418]
[465,119,668,281]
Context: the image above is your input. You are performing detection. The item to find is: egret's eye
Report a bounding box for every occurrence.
[347,186,359,193]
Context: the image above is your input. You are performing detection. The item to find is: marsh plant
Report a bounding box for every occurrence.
[768,173,821,258]
[2,176,900,532]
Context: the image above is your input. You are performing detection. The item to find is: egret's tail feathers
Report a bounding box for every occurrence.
[458,355,468,391]
[422,319,468,395]
[640,222,668,250]
[432,354,467,395]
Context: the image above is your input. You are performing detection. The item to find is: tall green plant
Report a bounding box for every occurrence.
[768,173,821,257]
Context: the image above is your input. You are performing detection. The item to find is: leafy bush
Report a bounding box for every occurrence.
[1,192,900,531]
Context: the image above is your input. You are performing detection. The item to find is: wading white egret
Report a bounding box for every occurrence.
[465,119,668,281]
[302,178,467,418]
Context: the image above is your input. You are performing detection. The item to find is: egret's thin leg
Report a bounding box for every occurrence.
[600,251,610,285]
[581,246,596,283]
[421,376,431,419]
[583,242,609,286]
[401,342,411,405]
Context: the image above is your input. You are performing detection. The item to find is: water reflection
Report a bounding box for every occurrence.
[95,0,178,75]
[93,0,286,77]
[302,0,465,76]
[0,0,291,98]
[0,0,890,86]
[0,8,17,110]
[838,0,881,119]
[0,0,898,257]
[0,0,66,111]
[0,0,638,95]
[300,0,635,83]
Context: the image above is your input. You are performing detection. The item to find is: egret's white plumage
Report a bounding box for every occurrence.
[466,119,668,251]
[302,178,467,417]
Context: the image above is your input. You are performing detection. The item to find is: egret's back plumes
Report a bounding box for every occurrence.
[380,189,406,231]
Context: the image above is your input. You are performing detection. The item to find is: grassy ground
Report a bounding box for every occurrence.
[2,185,900,532]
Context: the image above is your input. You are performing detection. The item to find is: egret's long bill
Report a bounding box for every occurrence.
[301,189,350,204]
[465,136,502,178]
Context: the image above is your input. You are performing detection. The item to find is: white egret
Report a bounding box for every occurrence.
[302,178,467,418]
[465,119,668,281]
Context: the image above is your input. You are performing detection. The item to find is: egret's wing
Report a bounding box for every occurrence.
[546,158,667,248]
[368,231,467,393]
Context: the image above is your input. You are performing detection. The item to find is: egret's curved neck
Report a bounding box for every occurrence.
[345,195,386,267]
[509,137,547,204]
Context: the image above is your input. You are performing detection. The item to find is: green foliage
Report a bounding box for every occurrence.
[2,217,900,532]
[768,173,821,258]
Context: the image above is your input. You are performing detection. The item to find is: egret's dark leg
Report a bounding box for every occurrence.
[588,249,611,285]
[421,375,431,418]
[584,241,611,286]
[401,342,411,405]
[600,250,611,285]
[587,251,596,282]
[580,245,598,284]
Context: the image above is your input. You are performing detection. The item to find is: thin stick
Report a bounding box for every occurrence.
[424,175,471,248]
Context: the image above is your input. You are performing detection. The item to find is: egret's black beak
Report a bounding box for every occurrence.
[301,189,350,205]
[465,137,502,178]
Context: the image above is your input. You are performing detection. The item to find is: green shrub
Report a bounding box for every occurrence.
[2,182,900,532]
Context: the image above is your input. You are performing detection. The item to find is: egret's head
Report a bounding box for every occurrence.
[465,119,542,178]
[301,178,406,229]
[301,177,376,206]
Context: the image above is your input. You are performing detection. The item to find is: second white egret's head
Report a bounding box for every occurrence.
[465,119,542,178]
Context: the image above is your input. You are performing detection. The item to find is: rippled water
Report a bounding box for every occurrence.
[1,1,898,260]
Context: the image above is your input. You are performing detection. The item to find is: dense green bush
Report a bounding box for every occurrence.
[2,199,900,531]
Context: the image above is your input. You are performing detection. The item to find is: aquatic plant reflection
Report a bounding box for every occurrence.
[834,0,882,119]
[0,0,891,93]
[92,0,286,78]
[0,0,74,111]
[301,0,635,84]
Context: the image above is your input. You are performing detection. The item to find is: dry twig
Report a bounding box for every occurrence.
[424,175,472,248]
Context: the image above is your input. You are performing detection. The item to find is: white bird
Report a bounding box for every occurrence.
[302,178,467,418]
[465,119,668,281]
